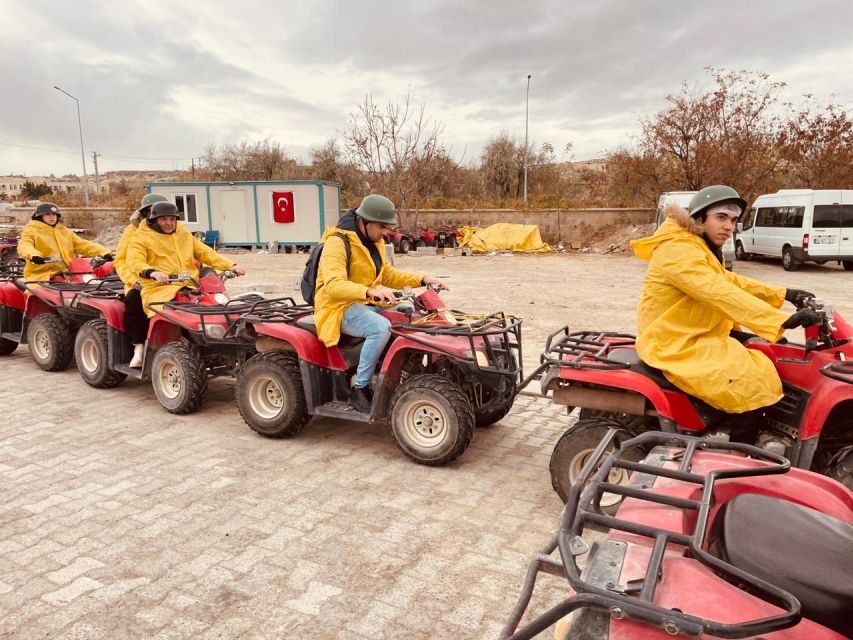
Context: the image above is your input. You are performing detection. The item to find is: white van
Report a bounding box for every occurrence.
[736,189,853,271]
[655,191,735,269]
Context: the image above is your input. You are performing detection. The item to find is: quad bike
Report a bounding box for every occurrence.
[500,429,853,639]
[234,284,523,465]
[385,228,419,254]
[417,223,460,249]
[0,255,118,370]
[72,269,289,414]
[0,236,18,265]
[528,296,853,503]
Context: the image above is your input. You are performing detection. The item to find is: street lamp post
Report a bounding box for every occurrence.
[53,85,89,207]
[523,74,531,206]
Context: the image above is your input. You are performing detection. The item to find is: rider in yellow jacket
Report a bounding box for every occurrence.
[126,201,245,320]
[17,203,111,281]
[631,185,820,417]
[315,194,447,412]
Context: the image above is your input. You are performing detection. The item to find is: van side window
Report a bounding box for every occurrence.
[741,208,756,230]
[841,205,853,229]
[813,204,841,228]
[756,207,774,226]
[776,206,804,228]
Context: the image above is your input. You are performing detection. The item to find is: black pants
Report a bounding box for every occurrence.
[124,288,149,344]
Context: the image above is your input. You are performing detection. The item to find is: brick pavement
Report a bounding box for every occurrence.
[0,349,579,639]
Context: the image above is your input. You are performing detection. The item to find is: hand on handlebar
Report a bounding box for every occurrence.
[150,270,170,284]
[230,265,245,276]
[422,275,450,291]
[367,285,397,304]
[785,288,815,308]
[782,307,822,330]
[30,255,46,265]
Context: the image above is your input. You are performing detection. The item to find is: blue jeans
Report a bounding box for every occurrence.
[341,304,392,388]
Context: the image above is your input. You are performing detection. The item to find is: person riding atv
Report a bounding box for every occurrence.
[314,194,448,412]
[17,202,112,282]
[630,185,821,438]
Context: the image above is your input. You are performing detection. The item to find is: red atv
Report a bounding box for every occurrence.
[500,430,852,640]
[532,297,853,504]
[234,284,523,465]
[385,228,419,254]
[0,256,117,370]
[0,236,18,265]
[417,223,460,248]
[72,269,283,414]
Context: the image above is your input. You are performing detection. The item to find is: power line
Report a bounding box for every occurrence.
[0,141,78,155]
[0,140,193,162]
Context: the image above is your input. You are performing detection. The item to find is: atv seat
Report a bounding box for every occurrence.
[14,278,27,292]
[608,348,728,428]
[709,493,853,638]
[295,314,365,348]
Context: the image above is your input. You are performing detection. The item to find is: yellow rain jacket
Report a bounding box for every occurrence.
[17,219,108,281]
[126,220,236,317]
[315,222,422,347]
[630,205,791,413]
[114,223,140,293]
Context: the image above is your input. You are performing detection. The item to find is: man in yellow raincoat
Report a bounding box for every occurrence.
[125,201,245,367]
[315,194,448,412]
[631,185,820,420]
[17,202,111,281]
[114,193,168,366]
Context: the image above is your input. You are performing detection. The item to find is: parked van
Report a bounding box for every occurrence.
[736,189,853,271]
[655,191,735,269]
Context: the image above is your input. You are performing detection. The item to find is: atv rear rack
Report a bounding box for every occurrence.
[501,431,801,640]
[150,296,307,343]
[238,300,314,324]
[542,326,637,370]
[390,312,523,381]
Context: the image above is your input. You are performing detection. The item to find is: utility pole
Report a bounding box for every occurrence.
[191,157,195,177]
[523,74,532,207]
[53,86,89,207]
[92,151,100,196]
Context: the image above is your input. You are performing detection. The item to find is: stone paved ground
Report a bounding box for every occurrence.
[0,350,578,639]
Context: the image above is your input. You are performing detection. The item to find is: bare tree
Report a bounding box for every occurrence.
[201,139,298,181]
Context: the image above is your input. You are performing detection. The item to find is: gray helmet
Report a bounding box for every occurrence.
[355,194,398,225]
[688,185,747,219]
[148,201,179,220]
[32,202,61,220]
[135,193,168,217]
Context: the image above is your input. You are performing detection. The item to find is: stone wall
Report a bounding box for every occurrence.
[395,208,654,244]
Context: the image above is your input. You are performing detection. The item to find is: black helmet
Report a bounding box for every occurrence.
[148,201,179,220]
[32,202,62,221]
[688,185,747,219]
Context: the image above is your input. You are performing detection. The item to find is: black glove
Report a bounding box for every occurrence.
[785,288,815,308]
[30,255,45,265]
[101,253,113,261]
[782,308,822,330]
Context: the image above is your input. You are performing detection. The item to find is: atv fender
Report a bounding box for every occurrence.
[78,298,126,331]
[253,322,348,370]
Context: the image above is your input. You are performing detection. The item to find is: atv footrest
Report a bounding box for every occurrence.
[314,401,371,423]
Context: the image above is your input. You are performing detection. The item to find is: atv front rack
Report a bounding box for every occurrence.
[501,431,801,640]
[150,296,304,343]
[0,262,24,279]
[390,312,524,381]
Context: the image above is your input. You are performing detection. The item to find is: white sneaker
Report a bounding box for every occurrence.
[129,344,144,368]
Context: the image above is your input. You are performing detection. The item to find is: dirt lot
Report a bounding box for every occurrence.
[227,249,853,374]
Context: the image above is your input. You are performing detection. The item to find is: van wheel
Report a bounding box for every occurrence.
[843,261,853,271]
[735,241,750,261]
[782,246,799,271]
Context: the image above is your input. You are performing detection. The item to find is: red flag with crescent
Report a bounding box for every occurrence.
[272,191,295,223]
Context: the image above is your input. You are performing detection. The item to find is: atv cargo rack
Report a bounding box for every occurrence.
[501,430,801,640]
[238,300,314,325]
[149,296,305,344]
[0,262,24,279]
[390,311,523,380]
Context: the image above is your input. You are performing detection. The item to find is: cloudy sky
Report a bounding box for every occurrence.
[2,0,852,177]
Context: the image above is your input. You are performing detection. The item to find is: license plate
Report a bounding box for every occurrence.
[813,236,836,245]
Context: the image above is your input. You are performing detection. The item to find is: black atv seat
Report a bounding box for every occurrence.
[709,493,853,638]
[14,278,27,292]
[295,314,365,348]
[608,348,728,427]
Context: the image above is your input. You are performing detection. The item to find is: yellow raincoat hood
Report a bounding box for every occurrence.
[313,220,422,347]
[125,220,235,317]
[630,205,790,413]
[17,220,108,282]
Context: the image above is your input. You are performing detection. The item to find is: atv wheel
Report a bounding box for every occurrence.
[447,234,457,248]
[151,342,208,414]
[474,386,515,427]
[75,319,127,388]
[235,351,310,438]
[827,448,853,491]
[399,238,411,254]
[782,246,799,271]
[843,260,853,271]
[549,418,643,511]
[390,374,474,466]
[0,337,17,356]
[27,314,74,371]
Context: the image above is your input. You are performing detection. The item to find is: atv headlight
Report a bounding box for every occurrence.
[205,325,227,339]
[213,293,230,305]
[465,350,490,367]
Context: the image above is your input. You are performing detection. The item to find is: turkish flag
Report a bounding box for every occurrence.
[272,191,295,223]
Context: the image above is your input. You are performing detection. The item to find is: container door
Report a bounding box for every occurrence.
[840,192,853,260]
[219,190,252,244]
[810,191,842,259]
